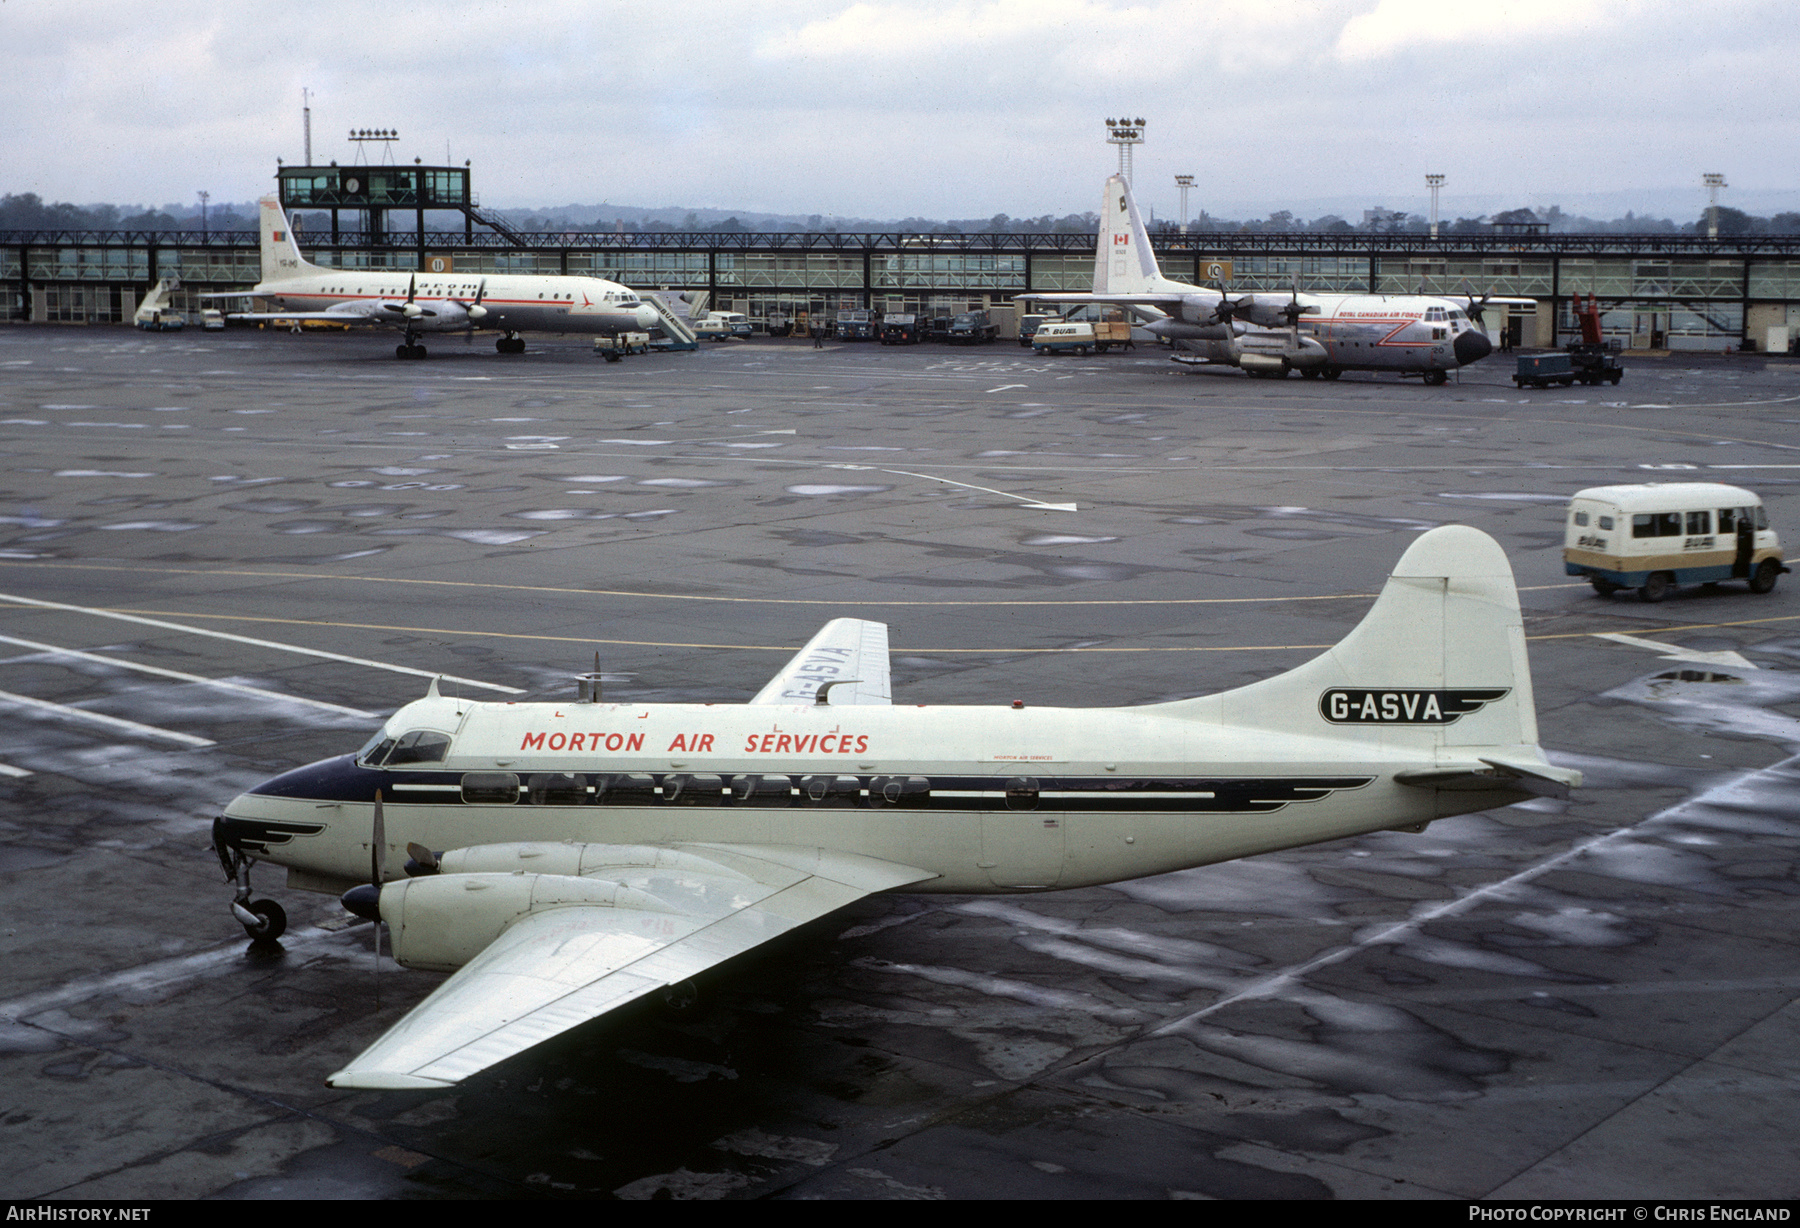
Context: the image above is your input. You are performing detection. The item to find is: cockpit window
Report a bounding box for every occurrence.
[361,730,452,767]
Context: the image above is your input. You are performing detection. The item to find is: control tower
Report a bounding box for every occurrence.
[275,158,527,263]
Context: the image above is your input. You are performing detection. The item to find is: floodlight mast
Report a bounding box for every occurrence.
[1703,172,1727,239]
[1426,173,1445,238]
[1175,174,1195,234]
[1104,117,1146,187]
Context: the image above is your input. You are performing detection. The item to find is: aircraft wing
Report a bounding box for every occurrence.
[749,617,891,706]
[327,844,935,1089]
[1016,291,1186,316]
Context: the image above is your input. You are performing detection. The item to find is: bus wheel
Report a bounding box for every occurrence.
[1750,560,1781,594]
[1590,578,1620,598]
[1639,572,1675,603]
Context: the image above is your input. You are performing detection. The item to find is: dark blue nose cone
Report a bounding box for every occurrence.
[1454,328,1493,365]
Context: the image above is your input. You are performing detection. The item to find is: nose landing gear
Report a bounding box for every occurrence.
[215,823,288,944]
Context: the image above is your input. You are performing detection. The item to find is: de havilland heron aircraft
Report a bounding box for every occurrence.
[205,197,659,358]
[214,525,1576,1089]
[1018,176,1505,384]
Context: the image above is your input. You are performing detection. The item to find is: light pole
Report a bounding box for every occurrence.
[1105,117,1146,187]
[1703,172,1727,239]
[1175,174,1195,234]
[198,190,209,240]
[1426,173,1445,239]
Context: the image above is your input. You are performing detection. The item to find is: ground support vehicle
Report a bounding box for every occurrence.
[837,310,877,341]
[1018,314,1050,346]
[881,315,924,344]
[1564,482,1787,601]
[1032,322,1098,355]
[594,332,650,361]
[948,310,998,344]
[1515,353,1576,388]
[1567,343,1623,385]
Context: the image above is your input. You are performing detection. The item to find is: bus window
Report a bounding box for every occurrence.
[1572,511,1590,526]
[1719,508,1740,533]
[1686,511,1711,535]
[1599,516,1615,530]
[1633,513,1681,538]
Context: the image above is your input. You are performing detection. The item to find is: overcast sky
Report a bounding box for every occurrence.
[5,0,1796,223]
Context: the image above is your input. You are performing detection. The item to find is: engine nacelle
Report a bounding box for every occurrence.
[379,869,674,971]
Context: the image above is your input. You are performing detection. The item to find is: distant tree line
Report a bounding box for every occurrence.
[1155,203,1800,236]
[6,189,1799,237]
[0,192,255,231]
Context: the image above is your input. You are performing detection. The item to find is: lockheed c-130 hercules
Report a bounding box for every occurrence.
[213,526,1576,1089]
[205,196,659,359]
[1019,176,1507,384]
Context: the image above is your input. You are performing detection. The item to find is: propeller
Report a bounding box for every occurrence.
[451,278,488,344]
[1277,270,1306,328]
[1459,280,1492,327]
[402,273,423,320]
[339,788,388,1006]
[404,842,440,876]
[340,788,384,920]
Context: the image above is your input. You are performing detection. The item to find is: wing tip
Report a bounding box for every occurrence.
[326,1069,457,1091]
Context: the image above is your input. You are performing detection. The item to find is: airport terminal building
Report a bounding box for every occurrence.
[8,163,1800,352]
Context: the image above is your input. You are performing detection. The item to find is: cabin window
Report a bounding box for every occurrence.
[1632,513,1681,538]
[799,774,861,808]
[1572,511,1590,526]
[356,731,396,767]
[1686,511,1712,535]
[594,773,658,805]
[867,775,931,808]
[1005,776,1041,812]
[527,772,587,805]
[729,774,792,806]
[461,772,520,805]
[662,773,725,806]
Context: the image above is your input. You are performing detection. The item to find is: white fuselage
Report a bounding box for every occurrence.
[1141,286,1492,374]
[219,696,1524,897]
[256,270,658,336]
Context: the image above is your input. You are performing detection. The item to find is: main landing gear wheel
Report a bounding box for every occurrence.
[1300,368,1320,380]
[1322,369,1342,380]
[1751,559,1781,594]
[496,335,526,354]
[1639,571,1675,603]
[394,343,427,360]
[1423,370,1449,386]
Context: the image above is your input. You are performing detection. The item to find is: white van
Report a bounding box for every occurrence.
[1032,322,1097,355]
[1563,482,1786,601]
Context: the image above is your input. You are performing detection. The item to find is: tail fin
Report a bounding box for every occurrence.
[1159,526,1573,783]
[258,195,311,284]
[1092,174,1164,295]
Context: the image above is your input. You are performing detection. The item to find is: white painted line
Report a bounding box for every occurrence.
[828,464,1078,512]
[0,633,382,717]
[0,686,214,746]
[0,592,525,694]
[0,763,30,778]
